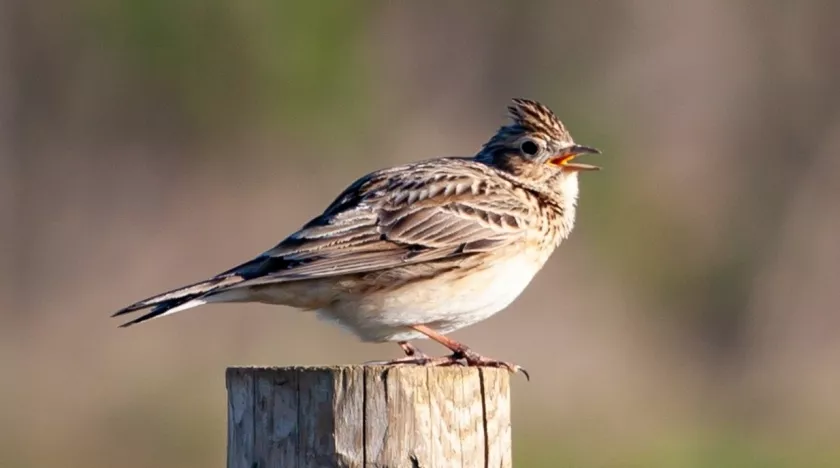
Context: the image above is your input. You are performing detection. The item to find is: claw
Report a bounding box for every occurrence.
[457,349,530,380]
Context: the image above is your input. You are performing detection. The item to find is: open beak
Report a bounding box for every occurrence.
[549,144,601,172]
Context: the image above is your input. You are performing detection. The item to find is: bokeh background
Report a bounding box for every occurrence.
[3,1,840,467]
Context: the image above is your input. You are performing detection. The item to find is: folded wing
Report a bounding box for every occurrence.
[113,159,536,325]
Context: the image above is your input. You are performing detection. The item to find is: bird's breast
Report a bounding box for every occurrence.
[318,247,552,342]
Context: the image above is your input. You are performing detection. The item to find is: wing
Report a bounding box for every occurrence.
[229,158,537,287]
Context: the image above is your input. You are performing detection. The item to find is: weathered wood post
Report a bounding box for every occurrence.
[226,365,511,467]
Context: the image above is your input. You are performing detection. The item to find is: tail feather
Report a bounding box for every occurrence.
[113,275,242,327]
[116,297,199,327]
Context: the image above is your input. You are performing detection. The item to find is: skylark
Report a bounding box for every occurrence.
[113,98,600,376]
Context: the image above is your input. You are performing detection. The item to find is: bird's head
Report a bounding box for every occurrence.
[476,98,600,189]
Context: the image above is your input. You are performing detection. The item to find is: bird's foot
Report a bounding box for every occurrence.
[451,348,529,380]
[368,355,443,366]
[368,352,467,368]
[372,351,528,379]
[365,341,437,366]
[403,324,528,379]
[369,339,528,379]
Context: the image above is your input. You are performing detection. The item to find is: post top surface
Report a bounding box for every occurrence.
[226,364,511,375]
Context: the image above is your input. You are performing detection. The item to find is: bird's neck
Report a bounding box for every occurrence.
[474,153,581,242]
[553,173,579,242]
[491,167,580,243]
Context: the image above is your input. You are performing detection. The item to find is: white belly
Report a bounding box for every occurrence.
[317,255,544,342]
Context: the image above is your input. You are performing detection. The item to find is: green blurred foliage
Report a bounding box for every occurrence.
[85,0,372,139]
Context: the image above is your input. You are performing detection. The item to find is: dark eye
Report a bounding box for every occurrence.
[520,140,540,156]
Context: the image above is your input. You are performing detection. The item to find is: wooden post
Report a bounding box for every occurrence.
[226,365,511,468]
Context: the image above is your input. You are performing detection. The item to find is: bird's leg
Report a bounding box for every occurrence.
[410,324,529,379]
[398,341,428,358]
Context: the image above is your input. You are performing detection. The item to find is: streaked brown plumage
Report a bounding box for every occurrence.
[113,98,601,376]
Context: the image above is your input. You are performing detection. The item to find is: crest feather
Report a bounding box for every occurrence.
[507,98,569,140]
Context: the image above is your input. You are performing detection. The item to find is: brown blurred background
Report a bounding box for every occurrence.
[2,1,840,467]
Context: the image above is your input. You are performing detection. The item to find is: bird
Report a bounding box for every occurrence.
[112,98,601,377]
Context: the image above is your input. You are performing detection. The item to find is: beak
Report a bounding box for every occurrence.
[568,145,601,156]
[549,144,602,171]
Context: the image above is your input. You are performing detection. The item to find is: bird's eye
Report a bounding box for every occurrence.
[519,139,541,156]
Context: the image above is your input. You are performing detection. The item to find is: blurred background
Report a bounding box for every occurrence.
[2,1,840,467]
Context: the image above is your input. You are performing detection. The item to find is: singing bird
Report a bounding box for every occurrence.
[113,98,601,376]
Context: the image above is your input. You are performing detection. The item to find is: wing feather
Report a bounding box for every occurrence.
[226,159,537,288]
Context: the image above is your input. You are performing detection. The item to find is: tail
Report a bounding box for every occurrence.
[112,275,243,327]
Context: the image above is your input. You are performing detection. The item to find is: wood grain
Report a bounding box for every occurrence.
[226,366,512,468]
